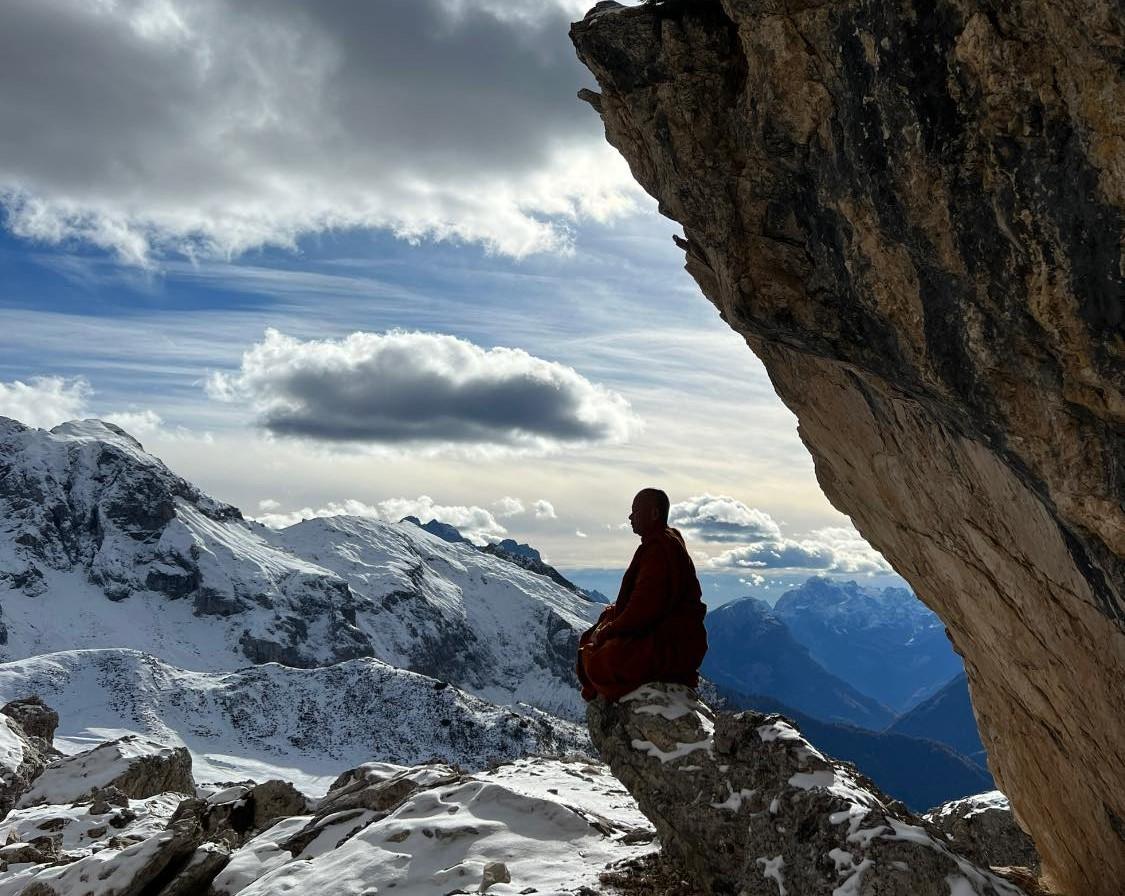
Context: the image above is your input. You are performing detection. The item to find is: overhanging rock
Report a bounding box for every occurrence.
[571,2,1124,892]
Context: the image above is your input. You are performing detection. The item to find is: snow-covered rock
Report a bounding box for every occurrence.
[926,791,1040,873]
[0,713,53,819]
[0,417,597,720]
[213,755,656,896]
[587,683,1029,896]
[0,649,587,796]
[18,735,193,807]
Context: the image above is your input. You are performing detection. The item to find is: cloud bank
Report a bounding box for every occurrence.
[0,376,90,429]
[0,0,640,263]
[254,494,507,543]
[670,493,892,575]
[208,329,638,451]
[669,493,783,543]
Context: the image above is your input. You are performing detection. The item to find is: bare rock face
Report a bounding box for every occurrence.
[0,714,53,819]
[926,791,1041,875]
[587,684,1025,896]
[571,3,1124,893]
[1,696,59,744]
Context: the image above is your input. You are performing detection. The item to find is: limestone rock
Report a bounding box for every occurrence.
[926,791,1041,873]
[588,683,1026,896]
[168,779,309,850]
[0,714,53,819]
[18,736,194,808]
[571,3,1124,893]
[1,696,59,744]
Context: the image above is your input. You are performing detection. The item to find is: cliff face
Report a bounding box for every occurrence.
[571,2,1124,893]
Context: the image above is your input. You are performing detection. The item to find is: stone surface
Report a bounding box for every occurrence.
[18,736,194,807]
[168,779,309,850]
[0,714,53,820]
[1,696,59,744]
[926,791,1041,874]
[587,683,1025,896]
[571,3,1124,893]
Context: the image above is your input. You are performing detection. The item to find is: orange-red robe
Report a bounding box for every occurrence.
[576,527,707,701]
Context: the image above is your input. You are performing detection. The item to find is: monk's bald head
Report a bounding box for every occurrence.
[630,488,670,537]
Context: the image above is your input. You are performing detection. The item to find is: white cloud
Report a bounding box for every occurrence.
[669,494,783,543]
[252,494,506,543]
[103,409,164,435]
[0,376,91,429]
[739,574,766,587]
[533,499,557,519]
[208,329,638,451]
[575,529,587,538]
[709,525,892,575]
[493,496,525,517]
[0,0,641,264]
[258,498,281,511]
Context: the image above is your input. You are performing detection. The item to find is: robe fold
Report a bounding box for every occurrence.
[576,527,708,701]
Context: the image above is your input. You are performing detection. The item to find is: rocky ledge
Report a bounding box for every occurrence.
[588,683,1036,896]
[571,2,1123,892]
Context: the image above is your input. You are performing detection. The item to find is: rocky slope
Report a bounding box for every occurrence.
[702,595,895,728]
[0,417,597,720]
[571,3,1124,892]
[0,701,656,895]
[720,688,993,811]
[772,577,961,710]
[0,649,586,796]
[587,683,1028,896]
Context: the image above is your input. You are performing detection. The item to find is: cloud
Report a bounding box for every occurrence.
[0,0,641,264]
[103,409,164,435]
[253,494,507,543]
[208,329,638,451]
[533,499,557,519]
[739,574,766,587]
[669,494,783,543]
[709,525,892,575]
[575,529,587,538]
[493,496,525,517]
[0,376,91,429]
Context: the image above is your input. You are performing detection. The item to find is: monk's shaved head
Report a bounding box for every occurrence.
[630,488,670,537]
[635,488,670,523]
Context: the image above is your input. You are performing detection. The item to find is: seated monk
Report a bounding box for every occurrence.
[577,488,708,701]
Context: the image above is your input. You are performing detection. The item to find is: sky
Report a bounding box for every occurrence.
[0,0,907,604]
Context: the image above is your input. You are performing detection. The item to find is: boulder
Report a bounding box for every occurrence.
[1,697,59,744]
[588,683,1027,896]
[18,736,194,808]
[926,791,1041,873]
[0,714,53,819]
[571,3,1124,892]
[169,779,309,849]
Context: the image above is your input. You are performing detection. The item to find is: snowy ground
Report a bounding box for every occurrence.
[0,649,588,797]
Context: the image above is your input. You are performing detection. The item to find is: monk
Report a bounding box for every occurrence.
[576,488,708,701]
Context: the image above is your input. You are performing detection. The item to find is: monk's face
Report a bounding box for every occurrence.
[629,492,662,537]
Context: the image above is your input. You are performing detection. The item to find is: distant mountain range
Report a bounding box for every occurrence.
[702,596,896,730]
[888,673,987,766]
[772,576,962,711]
[0,417,597,723]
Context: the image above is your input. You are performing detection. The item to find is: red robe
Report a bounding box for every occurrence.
[576,527,708,701]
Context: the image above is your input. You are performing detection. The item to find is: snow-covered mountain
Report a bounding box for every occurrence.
[0,649,586,796]
[0,417,598,720]
[772,576,963,711]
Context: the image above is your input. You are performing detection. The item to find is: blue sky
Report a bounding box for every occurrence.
[0,0,907,602]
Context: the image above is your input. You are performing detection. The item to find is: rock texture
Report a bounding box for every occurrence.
[571,3,1124,893]
[926,791,1041,875]
[587,683,1025,895]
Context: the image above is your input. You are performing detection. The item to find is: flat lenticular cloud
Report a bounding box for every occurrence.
[709,527,892,575]
[0,0,641,263]
[208,329,638,451]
